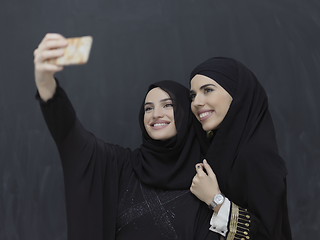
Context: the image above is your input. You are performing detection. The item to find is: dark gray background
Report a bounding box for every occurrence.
[1,0,319,239]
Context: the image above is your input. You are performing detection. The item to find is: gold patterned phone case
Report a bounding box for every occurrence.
[47,36,93,65]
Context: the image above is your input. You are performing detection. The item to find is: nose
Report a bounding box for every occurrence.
[192,94,204,108]
[153,106,164,118]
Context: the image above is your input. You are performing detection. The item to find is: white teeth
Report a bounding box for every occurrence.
[153,123,168,127]
[199,112,211,119]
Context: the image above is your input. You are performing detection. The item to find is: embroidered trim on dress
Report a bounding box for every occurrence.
[227,202,251,240]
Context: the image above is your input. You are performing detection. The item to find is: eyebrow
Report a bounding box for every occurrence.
[190,84,216,93]
[144,98,172,106]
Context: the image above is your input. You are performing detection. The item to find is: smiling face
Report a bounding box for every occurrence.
[143,87,177,140]
[190,74,233,131]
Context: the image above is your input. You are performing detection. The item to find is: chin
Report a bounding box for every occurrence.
[201,122,218,132]
[202,126,211,132]
[148,128,177,141]
[151,134,169,141]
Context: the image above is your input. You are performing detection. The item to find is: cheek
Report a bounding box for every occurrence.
[220,97,232,116]
[169,110,175,119]
[225,96,233,110]
[143,114,148,127]
[168,110,177,131]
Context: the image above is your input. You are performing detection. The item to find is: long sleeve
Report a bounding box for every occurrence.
[208,198,262,239]
[223,179,291,240]
[225,202,252,240]
[208,197,253,239]
[209,196,287,240]
[36,81,76,145]
[36,81,133,240]
[209,200,260,239]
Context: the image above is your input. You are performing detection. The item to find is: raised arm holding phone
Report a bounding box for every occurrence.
[33,34,230,240]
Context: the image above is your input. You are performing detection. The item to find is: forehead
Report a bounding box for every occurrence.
[190,75,217,90]
[145,87,170,103]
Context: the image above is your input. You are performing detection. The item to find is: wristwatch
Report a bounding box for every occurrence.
[208,193,225,210]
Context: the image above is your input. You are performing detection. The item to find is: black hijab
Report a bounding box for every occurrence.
[132,80,205,189]
[190,57,291,238]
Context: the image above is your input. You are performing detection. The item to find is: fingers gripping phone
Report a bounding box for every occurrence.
[47,36,93,66]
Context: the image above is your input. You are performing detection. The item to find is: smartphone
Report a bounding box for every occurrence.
[47,36,93,66]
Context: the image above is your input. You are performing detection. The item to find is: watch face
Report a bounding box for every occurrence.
[214,194,224,204]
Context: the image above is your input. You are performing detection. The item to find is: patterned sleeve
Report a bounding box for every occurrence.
[209,198,255,239]
[226,202,253,240]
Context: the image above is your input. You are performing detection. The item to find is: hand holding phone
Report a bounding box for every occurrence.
[46,36,93,66]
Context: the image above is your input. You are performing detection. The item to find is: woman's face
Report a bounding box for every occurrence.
[190,74,233,131]
[144,87,177,140]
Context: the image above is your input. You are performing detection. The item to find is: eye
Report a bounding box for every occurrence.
[204,87,214,94]
[145,106,153,112]
[164,103,173,108]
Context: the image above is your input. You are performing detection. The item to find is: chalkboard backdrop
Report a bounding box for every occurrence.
[0,0,319,239]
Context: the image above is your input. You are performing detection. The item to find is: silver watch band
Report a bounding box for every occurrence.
[208,193,225,210]
[208,200,218,209]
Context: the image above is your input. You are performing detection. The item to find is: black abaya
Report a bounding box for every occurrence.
[190,57,292,240]
[37,80,219,240]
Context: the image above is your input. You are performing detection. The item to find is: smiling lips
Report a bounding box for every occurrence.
[151,121,170,129]
[198,111,213,121]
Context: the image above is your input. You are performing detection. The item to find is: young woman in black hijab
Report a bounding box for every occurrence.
[189,57,292,240]
[33,33,220,240]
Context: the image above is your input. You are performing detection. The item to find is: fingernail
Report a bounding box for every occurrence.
[203,159,207,164]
